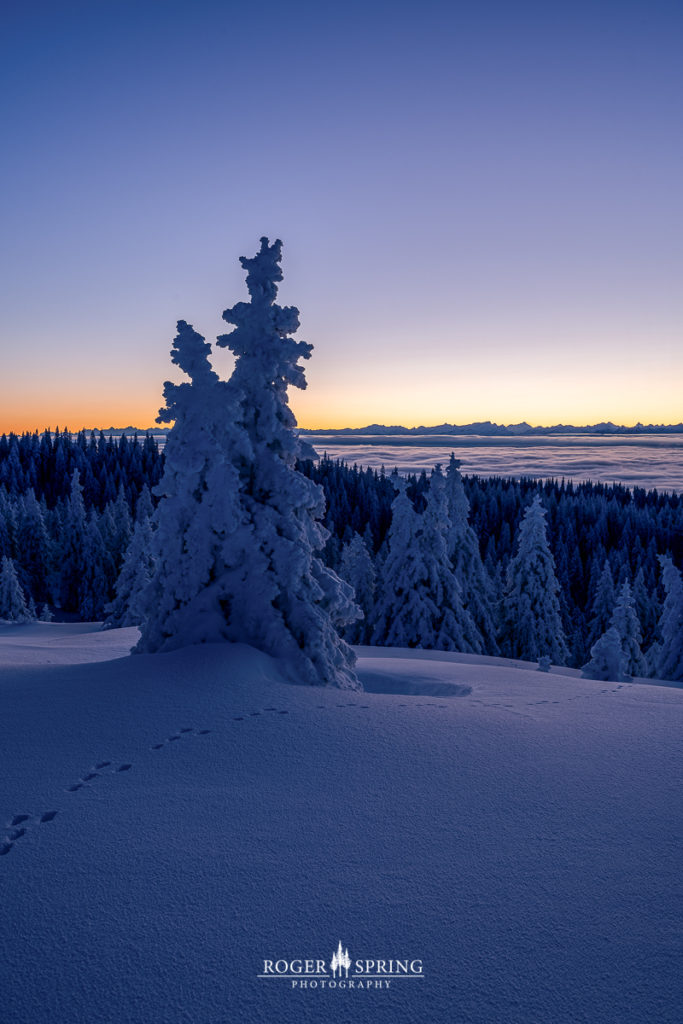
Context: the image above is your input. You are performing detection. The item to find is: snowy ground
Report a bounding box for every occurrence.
[0,624,681,1024]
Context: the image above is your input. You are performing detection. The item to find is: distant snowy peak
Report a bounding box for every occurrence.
[302,421,683,436]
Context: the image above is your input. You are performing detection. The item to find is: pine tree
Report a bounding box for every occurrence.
[104,517,155,628]
[423,465,480,651]
[15,489,51,604]
[371,470,475,650]
[588,559,615,646]
[57,470,88,611]
[339,532,376,644]
[39,603,54,622]
[214,238,359,688]
[500,495,568,664]
[135,320,254,651]
[633,564,659,652]
[609,580,646,678]
[654,556,683,682]
[0,556,34,622]
[137,241,359,689]
[581,625,629,682]
[444,455,498,653]
[78,512,110,620]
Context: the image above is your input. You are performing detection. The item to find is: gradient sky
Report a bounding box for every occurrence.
[2,0,682,432]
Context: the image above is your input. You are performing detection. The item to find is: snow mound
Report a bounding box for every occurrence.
[0,621,138,667]
[357,656,472,696]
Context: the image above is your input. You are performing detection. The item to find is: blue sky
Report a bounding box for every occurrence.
[2,0,682,430]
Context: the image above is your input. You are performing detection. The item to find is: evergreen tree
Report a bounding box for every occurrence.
[104,517,155,628]
[135,320,255,651]
[0,556,34,622]
[609,580,646,678]
[339,532,376,645]
[78,512,110,620]
[633,564,659,651]
[581,626,629,682]
[215,238,359,688]
[15,489,51,604]
[57,470,88,611]
[371,479,439,648]
[371,469,475,650]
[588,559,615,646]
[444,455,498,653]
[500,495,568,664]
[138,241,359,688]
[654,556,683,681]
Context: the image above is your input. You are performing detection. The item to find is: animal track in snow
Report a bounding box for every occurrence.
[151,728,212,749]
[1,809,60,858]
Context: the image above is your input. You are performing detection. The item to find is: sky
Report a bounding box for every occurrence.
[2,0,682,432]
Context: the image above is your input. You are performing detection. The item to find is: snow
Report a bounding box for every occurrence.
[1,623,681,1023]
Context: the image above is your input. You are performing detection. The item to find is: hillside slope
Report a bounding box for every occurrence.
[0,625,681,1023]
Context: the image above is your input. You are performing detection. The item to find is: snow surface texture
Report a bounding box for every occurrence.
[0,624,681,1024]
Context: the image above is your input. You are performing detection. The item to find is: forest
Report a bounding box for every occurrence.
[1,426,681,681]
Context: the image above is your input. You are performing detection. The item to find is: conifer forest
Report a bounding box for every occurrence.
[1,427,681,679]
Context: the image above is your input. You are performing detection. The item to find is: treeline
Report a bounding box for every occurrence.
[302,456,683,670]
[0,431,682,679]
[0,429,163,508]
[0,431,161,621]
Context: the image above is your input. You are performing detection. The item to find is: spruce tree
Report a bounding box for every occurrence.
[135,320,255,651]
[654,556,683,682]
[371,478,439,648]
[581,626,629,682]
[57,470,88,612]
[588,559,616,646]
[371,469,475,651]
[104,517,155,628]
[0,556,33,622]
[339,532,376,645]
[609,580,646,678]
[137,241,359,689]
[217,238,359,688]
[444,455,498,653]
[500,495,568,664]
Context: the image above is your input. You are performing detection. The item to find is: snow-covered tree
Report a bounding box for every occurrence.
[78,512,110,620]
[15,489,51,604]
[104,516,155,628]
[214,238,359,688]
[371,468,476,650]
[339,532,376,644]
[0,556,34,622]
[654,556,683,681]
[57,469,87,611]
[500,495,568,664]
[588,559,615,647]
[135,320,255,651]
[137,241,359,689]
[609,580,646,678]
[581,625,629,682]
[444,455,498,653]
